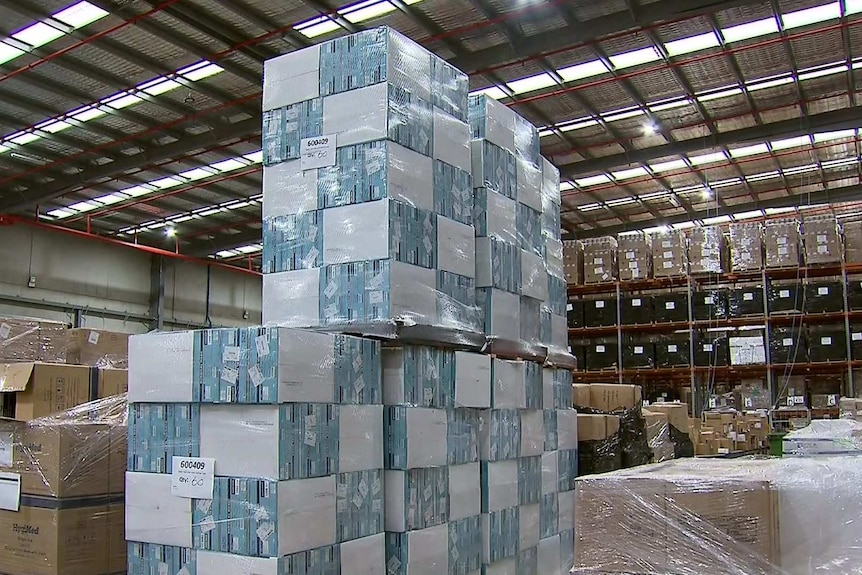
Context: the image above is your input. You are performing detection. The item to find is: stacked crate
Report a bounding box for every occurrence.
[125,328,387,574]
[260,27,477,334]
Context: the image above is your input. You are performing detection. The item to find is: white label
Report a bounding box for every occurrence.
[668,344,678,352]
[324,280,339,299]
[817,234,827,243]
[634,346,644,354]
[423,236,433,253]
[703,344,714,352]
[223,346,241,363]
[743,292,754,301]
[787,396,794,406]
[779,289,790,298]
[593,258,603,265]
[662,240,672,248]
[158,563,169,575]
[709,397,717,408]
[818,245,828,254]
[777,237,787,245]
[744,397,753,408]
[821,336,832,345]
[663,251,673,258]
[256,335,270,357]
[595,301,605,309]
[0,432,11,467]
[593,267,603,274]
[778,246,788,255]
[0,324,10,339]
[249,365,265,387]
[300,134,336,170]
[663,261,673,268]
[632,298,641,307]
[302,247,319,267]
[596,345,606,353]
[369,291,384,304]
[221,367,238,384]
[171,457,215,499]
[817,286,829,296]
[199,516,216,534]
[304,430,317,447]
[626,251,635,260]
[717,448,730,455]
[853,333,862,341]
[738,433,746,441]
[782,338,793,347]
[87,330,100,345]
[257,522,275,542]
[665,301,675,310]
[704,296,713,305]
[794,395,805,405]
[828,395,838,406]
[354,376,366,395]
[566,303,573,312]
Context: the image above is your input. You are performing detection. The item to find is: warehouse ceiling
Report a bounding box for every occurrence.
[1,0,862,268]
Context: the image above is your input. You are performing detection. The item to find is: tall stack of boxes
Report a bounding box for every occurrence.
[688,225,725,274]
[729,222,763,272]
[650,230,687,277]
[582,237,618,283]
[126,328,387,574]
[802,215,842,265]
[617,233,651,281]
[764,219,800,268]
[260,28,477,333]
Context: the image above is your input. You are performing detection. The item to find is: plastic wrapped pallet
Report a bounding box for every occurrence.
[687,225,725,274]
[574,456,862,575]
[617,232,651,281]
[0,395,127,575]
[802,214,841,265]
[562,240,582,285]
[582,237,618,284]
[540,159,568,353]
[126,328,387,575]
[642,409,674,463]
[650,230,687,277]
[843,220,862,263]
[0,316,68,363]
[261,27,479,339]
[764,219,800,268]
[729,222,763,271]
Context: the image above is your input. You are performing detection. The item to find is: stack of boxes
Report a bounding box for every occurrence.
[617,233,651,281]
[729,222,763,271]
[260,27,477,334]
[125,328,387,574]
[802,215,842,265]
[582,237,618,283]
[764,219,800,268]
[650,230,687,277]
[562,241,583,285]
[693,411,770,455]
[688,225,725,274]
[844,221,862,263]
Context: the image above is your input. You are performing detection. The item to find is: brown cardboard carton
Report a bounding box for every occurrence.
[0,501,123,575]
[0,317,68,364]
[63,329,129,368]
[0,363,93,420]
[617,233,652,281]
[729,222,763,271]
[572,384,591,408]
[650,230,687,277]
[802,215,841,265]
[582,237,618,284]
[688,225,726,274]
[96,368,128,398]
[648,402,690,433]
[605,414,621,436]
[844,221,862,264]
[589,384,641,412]
[563,240,583,285]
[577,414,608,441]
[764,219,800,268]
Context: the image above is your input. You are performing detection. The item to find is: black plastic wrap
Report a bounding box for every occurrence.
[654,334,691,368]
[583,296,618,328]
[728,284,765,317]
[807,326,848,362]
[768,279,804,314]
[691,288,728,321]
[619,294,652,325]
[802,279,844,313]
[847,278,862,310]
[652,291,689,323]
[693,332,729,367]
[769,327,809,364]
[585,340,618,370]
[621,337,655,369]
[567,299,584,329]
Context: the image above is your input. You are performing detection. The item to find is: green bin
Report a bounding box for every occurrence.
[769,433,786,457]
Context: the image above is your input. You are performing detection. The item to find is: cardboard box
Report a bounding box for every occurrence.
[647,403,689,433]
[0,501,124,575]
[582,237,618,284]
[572,384,591,408]
[617,233,651,281]
[577,414,608,442]
[0,363,93,420]
[729,222,763,271]
[650,231,687,277]
[0,317,68,364]
[589,384,642,412]
[64,329,129,368]
[688,225,725,274]
[563,240,583,285]
[802,215,841,265]
[844,220,862,264]
[96,368,127,398]
[764,219,800,268]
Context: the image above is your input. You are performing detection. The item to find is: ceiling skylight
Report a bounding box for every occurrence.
[782,2,841,29]
[688,151,727,166]
[575,174,612,187]
[294,0,425,38]
[557,60,608,82]
[664,32,720,57]
[609,47,662,69]
[507,73,557,95]
[721,17,779,43]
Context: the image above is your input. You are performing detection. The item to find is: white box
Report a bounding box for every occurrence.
[323,200,391,265]
[125,472,192,548]
[385,142,435,212]
[337,404,384,473]
[341,533,386,575]
[484,459,518,513]
[399,408,449,468]
[478,189,518,245]
[397,524,450,575]
[433,108,471,173]
[519,502,541,551]
[556,410,579,451]
[262,268,320,327]
[541,157,561,206]
[389,262,438,323]
[517,158,543,212]
[549,313,567,350]
[262,44,321,111]
[545,238,565,279]
[492,359,527,409]
[474,95,517,154]
[558,489,575,532]
[521,250,548,301]
[449,462,481,521]
[538,535,563,575]
[481,289,520,342]
[129,331,194,403]
[323,83,390,148]
[262,159,318,218]
[454,351,491,408]
[520,410,545,457]
[197,552,281,575]
[437,216,475,278]
[541,451,559,495]
[483,558,517,575]
[269,328,339,403]
[275,476,338,555]
[475,237,496,289]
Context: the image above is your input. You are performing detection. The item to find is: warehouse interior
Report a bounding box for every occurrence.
[1,0,862,574]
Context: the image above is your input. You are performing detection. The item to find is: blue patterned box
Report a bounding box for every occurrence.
[127,542,196,575]
[516,203,543,256]
[384,466,449,532]
[433,159,473,225]
[540,493,559,539]
[470,139,516,199]
[127,403,200,473]
[262,210,322,274]
[480,409,521,462]
[336,469,385,543]
[482,506,519,563]
[447,408,480,465]
[517,456,541,506]
[542,368,573,411]
[431,57,469,122]
[263,98,324,166]
[475,237,521,294]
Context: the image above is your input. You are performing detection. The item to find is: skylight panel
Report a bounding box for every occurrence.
[688,151,727,165]
[37,119,73,134]
[649,98,691,112]
[664,32,720,57]
[703,215,732,225]
[765,207,796,215]
[343,0,397,23]
[53,1,109,28]
[0,145,9,154]
[730,143,769,158]
[295,16,341,38]
[559,182,575,191]
[846,0,862,15]
[226,201,253,210]
[94,193,128,205]
[574,174,612,187]
[814,130,856,143]
[747,76,794,91]
[46,208,75,218]
[150,177,184,190]
[9,132,40,145]
[556,60,608,82]
[236,245,263,254]
[798,63,848,81]
[243,151,264,164]
[507,73,556,95]
[471,86,508,100]
[216,250,238,258]
[140,77,182,96]
[735,210,764,219]
[196,208,224,217]
[697,86,743,102]
[721,17,779,43]
[68,200,101,213]
[612,167,649,180]
[12,22,65,48]
[771,135,811,150]
[122,185,154,197]
[170,215,196,223]
[0,42,24,66]
[178,167,217,181]
[650,159,688,172]
[609,47,662,69]
[603,109,644,122]
[181,63,223,81]
[211,158,249,173]
[70,106,107,122]
[103,92,143,109]
[782,3,841,29]
[673,221,697,229]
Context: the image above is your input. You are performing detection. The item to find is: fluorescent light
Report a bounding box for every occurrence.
[211,158,249,172]
[746,170,781,182]
[53,1,109,28]
[196,208,223,217]
[612,167,649,180]
[606,197,638,206]
[12,22,65,48]
[688,151,727,165]
[665,32,720,57]
[640,191,670,200]
[243,151,264,164]
[559,119,599,132]
[9,132,40,145]
[782,3,841,29]
[181,63,223,81]
[171,215,196,223]
[574,174,612,187]
[765,207,796,215]
[697,86,743,102]
[295,16,341,38]
[673,221,697,229]
[471,86,508,100]
[70,106,107,122]
[216,250,238,258]
[556,60,608,82]
[140,78,182,96]
[730,143,769,158]
[798,64,848,81]
[68,200,101,213]
[710,178,741,188]
[150,176,184,189]
[609,47,662,69]
[650,159,688,172]
[578,203,603,211]
[649,98,691,112]
[104,92,143,109]
[146,222,166,230]
[0,145,9,154]
[122,185,154,197]
[178,167,217,181]
[235,245,262,254]
[721,17,779,42]
[603,108,644,122]
[226,201,253,209]
[46,208,75,218]
[783,163,819,175]
[847,0,862,15]
[771,135,811,150]
[94,193,128,205]
[37,119,73,134]
[747,76,794,91]
[538,128,555,138]
[507,73,556,94]
[822,157,860,168]
[735,210,764,219]
[814,129,856,142]
[703,215,732,225]
[344,0,397,23]
[0,42,24,65]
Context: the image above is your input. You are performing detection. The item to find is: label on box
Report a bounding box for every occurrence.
[0,432,11,467]
[626,251,635,260]
[304,430,317,447]
[594,267,603,274]
[300,134,336,170]
[324,280,339,299]
[743,292,754,301]
[818,245,828,254]
[256,335,270,357]
[662,240,672,248]
[566,303,573,312]
[632,298,641,307]
[665,301,675,310]
[629,261,639,269]
[703,344,714,352]
[818,287,830,296]
[704,296,713,305]
[88,330,100,345]
[596,345,606,353]
[777,237,787,245]
[223,346,241,363]
[709,397,717,408]
[171,457,215,499]
[634,346,643,354]
[821,336,832,345]
[853,332,862,341]
[794,396,805,405]
[369,291,384,304]
[778,246,788,255]
[663,261,673,268]
[779,289,790,298]
[593,258,603,265]
[828,395,838,406]
[199,517,216,535]
[595,300,605,309]
[0,323,9,340]
[249,365,265,387]
[717,448,730,455]
[745,397,753,408]
[782,338,793,347]
[302,247,319,268]
[668,344,678,353]
[221,367,238,384]
[663,251,673,258]
[787,396,795,406]
[817,234,827,243]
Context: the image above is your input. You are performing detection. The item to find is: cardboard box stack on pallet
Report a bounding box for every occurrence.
[0,317,130,367]
[691,411,771,455]
[124,26,578,575]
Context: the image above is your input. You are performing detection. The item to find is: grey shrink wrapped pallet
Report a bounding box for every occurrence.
[688,225,726,274]
[764,219,800,268]
[729,222,763,271]
[650,230,687,277]
[802,215,841,265]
